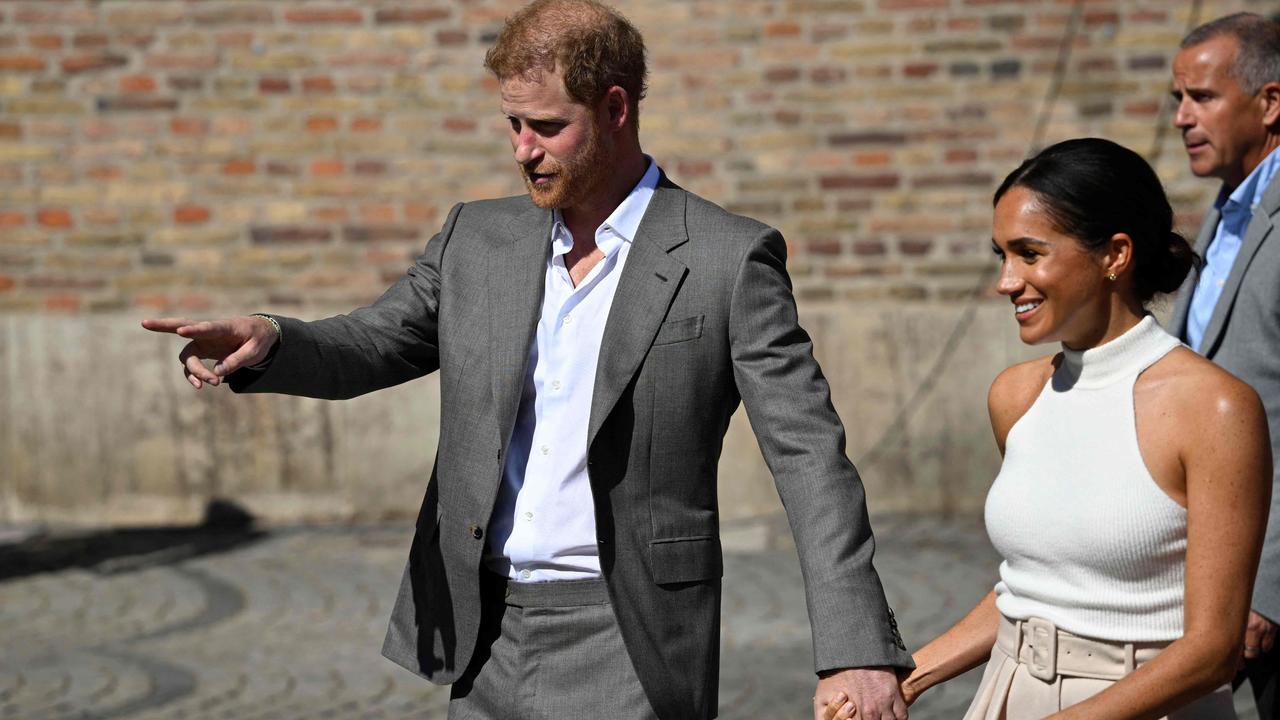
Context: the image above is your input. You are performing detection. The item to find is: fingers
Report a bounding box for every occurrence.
[179,342,221,388]
[819,694,854,720]
[175,319,238,340]
[213,339,265,377]
[141,317,197,334]
[1261,615,1277,654]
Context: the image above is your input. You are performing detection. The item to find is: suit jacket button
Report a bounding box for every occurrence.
[469,524,483,540]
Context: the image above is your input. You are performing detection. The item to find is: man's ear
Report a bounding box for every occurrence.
[1261,81,1280,128]
[599,86,630,133]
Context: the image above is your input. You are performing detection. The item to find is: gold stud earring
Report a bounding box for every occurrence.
[1107,273,1117,281]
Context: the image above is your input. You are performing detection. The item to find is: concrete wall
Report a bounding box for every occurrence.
[0,300,1054,527]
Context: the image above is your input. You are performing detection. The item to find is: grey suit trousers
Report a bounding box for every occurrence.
[448,574,659,720]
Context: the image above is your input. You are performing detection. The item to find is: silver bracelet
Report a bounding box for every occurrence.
[253,314,281,339]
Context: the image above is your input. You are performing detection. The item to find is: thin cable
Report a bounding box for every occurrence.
[857,0,1085,470]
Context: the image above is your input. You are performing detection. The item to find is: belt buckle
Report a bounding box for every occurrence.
[1024,617,1058,682]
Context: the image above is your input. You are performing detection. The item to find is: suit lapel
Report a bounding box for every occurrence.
[1198,179,1280,355]
[588,178,690,447]
[1170,206,1219,340]
[490,203,552,449]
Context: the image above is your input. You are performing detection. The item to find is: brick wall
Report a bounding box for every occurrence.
[0,0,1267,313]
[1,0,1272,526]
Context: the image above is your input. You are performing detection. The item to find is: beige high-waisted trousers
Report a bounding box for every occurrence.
[963,615,1236,719]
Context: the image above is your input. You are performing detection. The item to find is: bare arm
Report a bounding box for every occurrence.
[901,591,999,704]
[1051,379,1272,719]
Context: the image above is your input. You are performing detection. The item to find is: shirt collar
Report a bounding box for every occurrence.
[1216,145,1280,216]
[550,156,659,255]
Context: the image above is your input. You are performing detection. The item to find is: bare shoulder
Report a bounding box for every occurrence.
[988,353,1057,449]
[1140,347,1266,428]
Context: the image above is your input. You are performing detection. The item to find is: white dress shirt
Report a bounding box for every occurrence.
[485,159,660,582]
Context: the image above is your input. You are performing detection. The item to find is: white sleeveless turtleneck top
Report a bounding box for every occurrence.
[985,315,1188,641]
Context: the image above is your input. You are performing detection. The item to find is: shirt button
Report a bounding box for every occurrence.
[551,380,562,391]
[520,569,531,580]
[469,524,483,540]
[563,314,572,325]
[540,445,550,455]
[523,511,533,521]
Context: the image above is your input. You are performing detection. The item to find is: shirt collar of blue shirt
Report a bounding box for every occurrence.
[550,156,659,259]
[1215,145,1280,223]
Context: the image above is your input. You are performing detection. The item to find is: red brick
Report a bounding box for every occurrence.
[72,33,109,49]
[810,67,846,84]
[764,21,802,38]
[351,117,381,132]
[375,8,450,24]
[0,54,44,71]
[900,239,933,256]
[443,116,476,132]
[223,160,256,175]
[259,77,292,94]
[97,97,179,113]
[86,166,123,180]
[267,161,299,176]
[0,275,14,292]
[29,34,62,50]
[303,76,336,93]
[0,211,25,227]
[945,149,978,163]
[311,159,344,176]
[306,116,339,133]
[44,294,81,312]
[120,74,156,93]
[358,205,396,223]
[284,8,364,24]
[312,207,348,222]
[904,63,939,78]
[404,203,437,222]
[192,7,275,25]
[436,30,468,46]
[37,209,72,228]
[175,206,211,224]
[881,0,949,9]
[0,122,19,139]
[170,117,207,135]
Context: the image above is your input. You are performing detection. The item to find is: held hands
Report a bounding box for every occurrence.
[1243,610,1277,662]
[814,667,907,720]
[141,316,279,389]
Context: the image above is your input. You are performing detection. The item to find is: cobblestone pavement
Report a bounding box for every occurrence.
[0,516,1259,719]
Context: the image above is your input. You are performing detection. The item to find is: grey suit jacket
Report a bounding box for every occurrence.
[1171,176,1280,622]
[230,174,911,718]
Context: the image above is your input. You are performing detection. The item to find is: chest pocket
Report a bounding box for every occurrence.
[652,315,704,347]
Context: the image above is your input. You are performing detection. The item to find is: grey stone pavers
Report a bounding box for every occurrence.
[0,518,1258,719]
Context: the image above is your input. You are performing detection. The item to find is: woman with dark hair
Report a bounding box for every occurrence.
[826,138,1271,719]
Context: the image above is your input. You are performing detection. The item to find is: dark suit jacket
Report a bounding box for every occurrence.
[230,174,911,718]
[1171,176,1280,623]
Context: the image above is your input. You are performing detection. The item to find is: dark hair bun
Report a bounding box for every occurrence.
[1134,231,1198,297]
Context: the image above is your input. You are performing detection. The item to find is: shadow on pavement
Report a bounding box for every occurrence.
[0,499,268,582]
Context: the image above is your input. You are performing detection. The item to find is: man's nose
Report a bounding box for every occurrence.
[1172,97,1193,128]
[512,128,542,165]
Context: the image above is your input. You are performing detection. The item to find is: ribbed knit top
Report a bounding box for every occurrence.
[985,315,1188,641]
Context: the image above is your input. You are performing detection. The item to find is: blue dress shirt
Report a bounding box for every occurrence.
[1187,147,1280,350]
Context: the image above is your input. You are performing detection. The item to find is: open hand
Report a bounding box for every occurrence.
[142,316,278,389]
